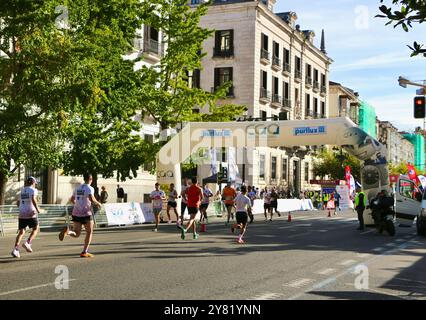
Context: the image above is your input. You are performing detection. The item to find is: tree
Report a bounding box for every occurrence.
[138,0,245,133]
[312,149,361,182]
[376,0,426,56]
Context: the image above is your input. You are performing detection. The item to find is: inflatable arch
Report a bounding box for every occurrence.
[157,117,389,209]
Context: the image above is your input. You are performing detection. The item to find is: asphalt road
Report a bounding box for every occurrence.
[0,210,425,300]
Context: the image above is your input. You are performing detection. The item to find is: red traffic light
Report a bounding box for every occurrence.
[414,96,425,119]
[415,97,424,105]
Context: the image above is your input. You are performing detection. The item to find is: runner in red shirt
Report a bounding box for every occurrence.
[178,177,203,240]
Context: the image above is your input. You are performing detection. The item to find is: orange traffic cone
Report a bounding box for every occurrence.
[200,222,206,232]
[287,213,292,222]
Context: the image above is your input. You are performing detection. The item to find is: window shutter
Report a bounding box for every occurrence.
[215,31,221,51]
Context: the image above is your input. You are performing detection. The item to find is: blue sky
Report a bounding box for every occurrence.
[274,0,426,131]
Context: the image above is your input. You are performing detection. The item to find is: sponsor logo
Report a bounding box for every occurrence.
[202,129,232,137]
[294,126,326,136]
[247,124,280,137]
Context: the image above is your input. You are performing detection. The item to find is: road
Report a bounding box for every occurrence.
[0,210,425,300]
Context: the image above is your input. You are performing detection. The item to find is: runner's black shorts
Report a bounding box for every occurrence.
[18,218,38,230]
[236,211,248,225]
[168,201,177,208]
[264,203,270,209]
[181,202,187,214]
[187,207,199,216]
[200,203,209,210]
[72,215,93,224]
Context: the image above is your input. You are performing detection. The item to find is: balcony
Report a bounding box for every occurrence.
[260,49,270,65]
[211,86,235,98]
[272,56,282,71]
[213,46,234,58]
[305,109,314,119]
[259,88,271,103]
[313,81,320,93]
[282,98,291,109]
[271,94,282,108]
[320,85,327,96]
[294,70,302,83]
[282,62,291,77]
[305,76,313,89]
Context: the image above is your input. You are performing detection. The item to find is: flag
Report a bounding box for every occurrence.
[209,148,218,175]
[407,164,418,183]
[418,175,426,189]
[345,166,351,190]
[349,174,356,195]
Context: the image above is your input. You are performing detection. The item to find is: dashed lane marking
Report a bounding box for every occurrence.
[248,292,282,300]
[284,278,314,288]
[316,268,336,276]
[339,259,357,266]
[0,279,77,297]
[372,247,385,252]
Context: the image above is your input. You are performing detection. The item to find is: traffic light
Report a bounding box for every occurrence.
[217,166,228,183]
[414,96,425,119]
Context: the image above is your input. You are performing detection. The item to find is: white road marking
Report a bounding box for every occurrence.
[316,230,329,233]
[284,278,314,288]
[248,292,282,300]
[385,243,398,247]
[395,239,405,242]
[287,232,311,239]
[372,247,385,252]
[360,230,375,235]
[316,268,336,275]
[339,259,357,266]
[0,279,76,297]
[356,253,371,258]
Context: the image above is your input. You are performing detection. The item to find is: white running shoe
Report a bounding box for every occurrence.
[22,242,33,253]
[168,220,172,224]
[11,249,20,258]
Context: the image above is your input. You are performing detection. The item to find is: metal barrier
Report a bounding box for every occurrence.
[0,205,111,236]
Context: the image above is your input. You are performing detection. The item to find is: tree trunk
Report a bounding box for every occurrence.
[0,172,7,206]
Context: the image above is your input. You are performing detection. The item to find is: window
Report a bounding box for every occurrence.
[272,41,280,66]
[305,94,311,112]
[261,33,269,51]
[214,30,234,57]
[259,154,266,179]
[314,69,319,82]
[282,158,288,180]
[314,97,318,114]
[214,67,233,96]
[261,110,267,121]
[261,71,268,89]
[321,101,326,117]
[273,76,279,95]
[284,48,290,64]
[283,82,290,100]
[306,64,312,78]
[192,69,200,88]
[304,162,309,182]
[271,157,277,180]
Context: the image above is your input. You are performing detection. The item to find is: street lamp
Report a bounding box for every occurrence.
[398,76,426,89]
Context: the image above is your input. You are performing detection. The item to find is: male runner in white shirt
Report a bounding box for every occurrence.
[231,186,252,244]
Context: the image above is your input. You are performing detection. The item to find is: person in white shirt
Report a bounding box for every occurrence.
[166,183,179,224]
[150,183,166,232]
[11,177,41,258]
[263,187,272,221]
[200,184,213,223]
[231,186,252,244]
[58,173,102,258]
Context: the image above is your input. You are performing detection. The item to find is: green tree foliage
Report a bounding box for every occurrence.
[376,0,426,56]
[312,149,361,182]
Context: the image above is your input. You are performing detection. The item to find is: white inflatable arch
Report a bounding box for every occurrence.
[157,117,389,204]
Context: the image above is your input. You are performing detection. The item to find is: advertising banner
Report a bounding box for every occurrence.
[335,185,354,210]
[104,202,144,226]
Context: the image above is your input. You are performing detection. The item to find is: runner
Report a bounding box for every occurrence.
[179,177,189,225]
[231,185,251,244]
[150,183,166,232]
[200,184,213,223]
[11,177,41,258]
[247,185,257,224]
[166,183,179,224]
[222,182,236,225]
[58,173,102,258]
[262,187,272,221]
[270,187,281,218]
[178,177,203,240]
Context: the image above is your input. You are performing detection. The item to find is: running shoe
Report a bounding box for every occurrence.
[22,242,33,253]
[269,219,273,222]
[193,233,199,240]
[168,220,172,224]
[237,239,245,244]
[80,252,94,258]
[59,226,68,241]
[277,212,282,217]
[11,249,20,258]
[152,228,158,232]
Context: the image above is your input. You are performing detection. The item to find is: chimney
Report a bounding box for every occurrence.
[320,29,327,54]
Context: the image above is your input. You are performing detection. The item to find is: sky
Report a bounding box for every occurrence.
[274,0,426,132]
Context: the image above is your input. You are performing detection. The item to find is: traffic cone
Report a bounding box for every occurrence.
[287,212,292,222]
[200,222,206,233]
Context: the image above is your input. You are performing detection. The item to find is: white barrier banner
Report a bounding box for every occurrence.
[139,203,155,223]
[252,199,314,215]
[336,185,354,210]
[104,202,144,226]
